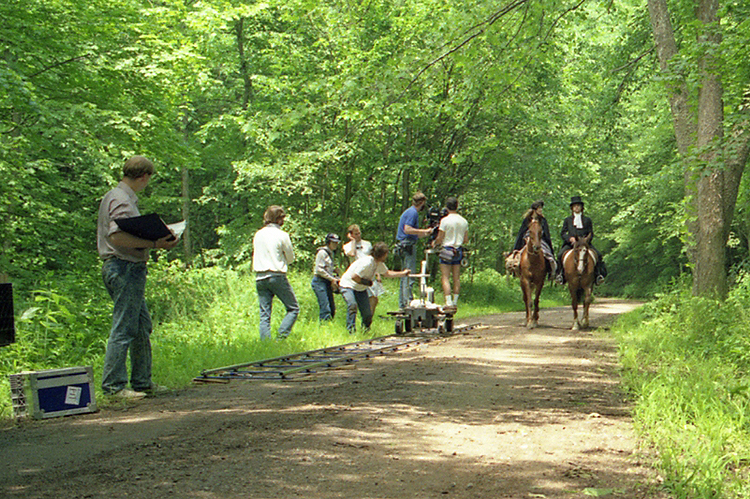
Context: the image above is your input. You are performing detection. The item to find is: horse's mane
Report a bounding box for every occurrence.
[573,234,591,248]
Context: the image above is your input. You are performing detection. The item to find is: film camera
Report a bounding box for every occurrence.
[426,205,448,241]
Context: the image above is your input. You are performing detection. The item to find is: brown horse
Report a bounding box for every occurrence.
[562,234,596,330]
[518,215,546,329]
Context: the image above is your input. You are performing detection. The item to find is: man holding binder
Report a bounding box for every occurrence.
[97,156,179,399]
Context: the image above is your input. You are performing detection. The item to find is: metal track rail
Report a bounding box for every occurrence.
[193,322,485,383]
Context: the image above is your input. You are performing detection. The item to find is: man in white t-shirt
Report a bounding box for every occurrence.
[339,242,408,333]
[343,224,385,314]
[432,197,469,311]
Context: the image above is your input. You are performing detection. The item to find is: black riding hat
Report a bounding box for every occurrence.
[569,196,584,207]
[325,233,341,243]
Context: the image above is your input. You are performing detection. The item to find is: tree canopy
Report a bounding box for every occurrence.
[2,0,749,297]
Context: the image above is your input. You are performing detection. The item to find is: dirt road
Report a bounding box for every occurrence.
[1,299,668,499]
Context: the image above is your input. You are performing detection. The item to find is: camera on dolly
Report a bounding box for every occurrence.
[426,205,448,241]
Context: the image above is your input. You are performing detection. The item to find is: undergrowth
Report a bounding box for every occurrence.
[611,276,750,499]
[0,262,566,418]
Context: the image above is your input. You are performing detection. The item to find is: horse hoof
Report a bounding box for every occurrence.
[571,322,580,331]
[582,320,589,329]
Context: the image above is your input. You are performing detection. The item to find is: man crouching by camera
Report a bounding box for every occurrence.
[395,192,433,309]
[431,197,469,312]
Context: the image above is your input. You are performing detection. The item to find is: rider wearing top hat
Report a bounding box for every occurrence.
[555,196,607,285]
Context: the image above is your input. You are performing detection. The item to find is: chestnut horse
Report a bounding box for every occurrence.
[562,234,596,330]
[519,215,546,329]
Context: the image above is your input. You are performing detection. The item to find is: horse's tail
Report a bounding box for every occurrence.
[576,287,584,302]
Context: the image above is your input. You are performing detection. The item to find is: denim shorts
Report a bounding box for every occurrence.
[439,246,463,265]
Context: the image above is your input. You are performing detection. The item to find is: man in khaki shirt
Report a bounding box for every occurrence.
[97,156,178,399]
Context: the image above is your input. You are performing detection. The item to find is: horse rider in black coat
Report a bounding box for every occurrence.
[555,196,607,285]
[513,200,556,279]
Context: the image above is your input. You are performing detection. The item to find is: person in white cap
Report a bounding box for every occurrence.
[311,233,341,321]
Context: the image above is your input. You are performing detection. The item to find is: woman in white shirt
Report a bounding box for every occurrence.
[343,224,385,315]
[339,242,408,333]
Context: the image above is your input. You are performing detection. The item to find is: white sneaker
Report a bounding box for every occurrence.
[113,389,146,400]
[142,383,169,395]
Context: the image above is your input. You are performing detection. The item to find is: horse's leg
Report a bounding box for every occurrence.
[569,284,580,331]
[520,279,532,328]
[581,285,593,329]
[531,278,542,329]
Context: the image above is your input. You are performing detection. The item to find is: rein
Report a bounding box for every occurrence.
[525,218,543,256]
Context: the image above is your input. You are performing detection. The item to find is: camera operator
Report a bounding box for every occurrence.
[395,192,432,309]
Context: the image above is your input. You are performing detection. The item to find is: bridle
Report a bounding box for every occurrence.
[525,217,542,256]
[573,237,592,275]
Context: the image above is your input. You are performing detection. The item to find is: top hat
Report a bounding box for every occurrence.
[569,196,584,207]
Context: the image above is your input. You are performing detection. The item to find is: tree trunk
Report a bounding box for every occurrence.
[181,166,192,266]
[235,18,252,110]
[693,0,725,297]
[401,168,411,212]
[648,0,750,298]
[343,172,352,223]
[647,0,699,265]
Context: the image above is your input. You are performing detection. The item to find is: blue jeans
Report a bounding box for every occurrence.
[341,287,372,333]
[399,246,418,309]
[256,274,299,340]
[101,258,152,393]
[311,276,335,321]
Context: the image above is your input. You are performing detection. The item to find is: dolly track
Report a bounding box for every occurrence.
[193,322,485,382]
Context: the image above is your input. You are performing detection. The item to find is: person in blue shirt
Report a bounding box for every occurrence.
[395,192,432,309]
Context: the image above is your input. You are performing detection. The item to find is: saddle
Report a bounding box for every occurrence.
[563,247,598,266]
[505,250,522,277]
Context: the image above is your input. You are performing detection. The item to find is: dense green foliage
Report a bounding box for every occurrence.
[3,0,750,495]
[613,282,750,498]
[7,0,738,295]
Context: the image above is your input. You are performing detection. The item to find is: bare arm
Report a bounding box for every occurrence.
[403,224,432,237]
[383,269,409,278]
[432,229,445,247]
[109,231,179,250]
[344,239,357,258]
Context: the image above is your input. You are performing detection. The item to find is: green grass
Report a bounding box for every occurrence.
[1,263,570,418]
[610,281,750,499]
[147,265,570,387]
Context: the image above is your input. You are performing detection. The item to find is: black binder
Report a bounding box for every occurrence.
[114,213,174,241]
[0,283,15,347]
